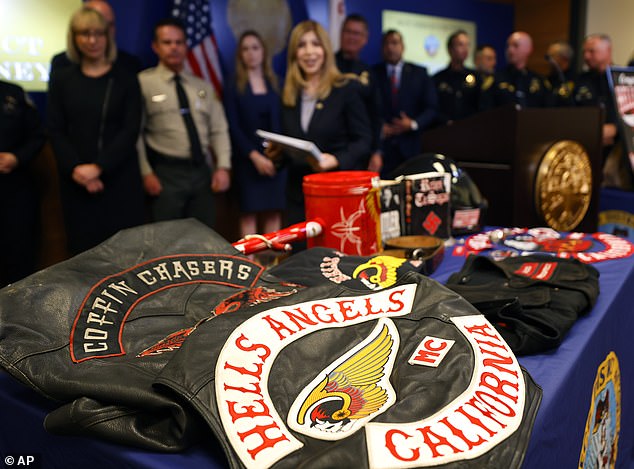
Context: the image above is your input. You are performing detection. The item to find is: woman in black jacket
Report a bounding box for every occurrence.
[272,20,372,227]
[48,6,144,255]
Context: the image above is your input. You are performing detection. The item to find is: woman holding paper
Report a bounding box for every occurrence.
[272,20,372,228]
[224,30,286,238]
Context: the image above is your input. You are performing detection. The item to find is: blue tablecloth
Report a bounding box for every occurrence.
[1,241,633,469]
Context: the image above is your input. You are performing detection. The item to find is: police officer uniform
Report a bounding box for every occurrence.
[574,69,634,188]
[484,65,551,109]
[547,68,576,107]
[432,66,481,124]
[138,63,231,227]
[573,69,617,125]
[0,80,45,286]
[335,50,382,163]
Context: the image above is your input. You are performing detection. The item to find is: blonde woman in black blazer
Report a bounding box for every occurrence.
[273,20,372,228]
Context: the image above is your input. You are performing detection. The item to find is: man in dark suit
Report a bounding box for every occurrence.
[335,14,382,172]
[50,0,141,77]
[372,29,437,177]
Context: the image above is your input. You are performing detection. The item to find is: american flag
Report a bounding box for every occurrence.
[328,0,346,51]
[171,0,223,98]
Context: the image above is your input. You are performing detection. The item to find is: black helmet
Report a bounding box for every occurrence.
[387,153,488,235]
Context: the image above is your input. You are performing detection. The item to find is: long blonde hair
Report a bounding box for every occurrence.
[66,6,117,64]
[282,20,351,106]
[234,30,278,94]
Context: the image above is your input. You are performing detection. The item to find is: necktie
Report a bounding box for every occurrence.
[390,67,398,111]
[174,74,204,164]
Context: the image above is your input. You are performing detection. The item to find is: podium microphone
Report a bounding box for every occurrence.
[545,54,565,84]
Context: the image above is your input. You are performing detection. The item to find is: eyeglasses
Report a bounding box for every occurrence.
[75,29,107,39]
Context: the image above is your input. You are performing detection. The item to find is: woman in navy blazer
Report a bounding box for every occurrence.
[273,20,372,228]
[223,30,286,239]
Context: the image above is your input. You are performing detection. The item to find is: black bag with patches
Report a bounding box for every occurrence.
[445,254,600,355]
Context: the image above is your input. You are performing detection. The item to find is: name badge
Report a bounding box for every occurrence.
[151,94,167,103]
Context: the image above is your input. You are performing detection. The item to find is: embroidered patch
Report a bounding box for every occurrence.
[288,319,399,439]
[408,336,455,367]
[365,316,526,468]
[579,351,621,469]
[70,254,263,362]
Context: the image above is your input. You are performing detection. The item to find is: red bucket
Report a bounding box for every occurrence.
[303,171,381,255]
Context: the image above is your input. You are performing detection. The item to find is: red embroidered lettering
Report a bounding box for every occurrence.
[238,422,289,460]
[385,429,419,461]
[416,425,462,458]
[226,399,271,423]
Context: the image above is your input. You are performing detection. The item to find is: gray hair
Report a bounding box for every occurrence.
[585,33,612,46]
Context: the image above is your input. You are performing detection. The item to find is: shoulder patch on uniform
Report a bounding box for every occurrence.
[482,75,494,91]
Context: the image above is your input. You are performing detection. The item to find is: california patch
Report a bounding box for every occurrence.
[288,319,399,439]
[579,352,621,469]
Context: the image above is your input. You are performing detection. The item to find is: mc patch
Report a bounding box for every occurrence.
[408,336,455,367]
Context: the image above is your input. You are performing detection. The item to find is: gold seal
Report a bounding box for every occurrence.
[535,140,592,231]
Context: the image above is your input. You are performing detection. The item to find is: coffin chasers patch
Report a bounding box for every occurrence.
[70,254,263,362]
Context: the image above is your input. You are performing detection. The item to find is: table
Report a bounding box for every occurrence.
[1,239,633,469]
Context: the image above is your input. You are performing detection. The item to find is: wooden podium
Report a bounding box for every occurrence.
[421,104,603,232]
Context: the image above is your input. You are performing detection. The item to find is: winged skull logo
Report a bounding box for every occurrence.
[288,319,399,440]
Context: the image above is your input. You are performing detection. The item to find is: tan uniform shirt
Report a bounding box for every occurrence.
[137,63,231,176]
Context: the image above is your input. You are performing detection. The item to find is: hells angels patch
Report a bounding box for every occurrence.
[454,227,634,263]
